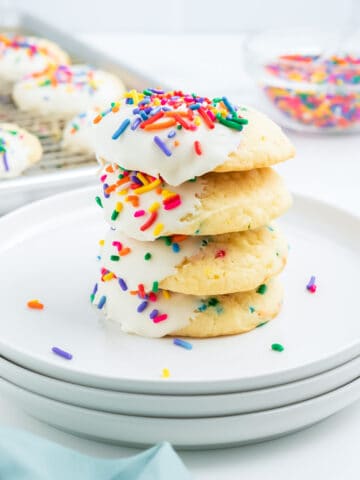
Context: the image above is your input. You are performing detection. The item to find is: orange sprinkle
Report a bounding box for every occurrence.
[105,165,114,173]
[27,300,44,310]
[156,186,163,195]
[144,118,176,131]
[119,247,131,256]
[171,234,188,243]
[130,290,138,295]
[174,140,180,147]
[93,114,103,124]
[105,184,117,195]
[125,195,139,207]
[164,111,189,118]
[116,177,131,187]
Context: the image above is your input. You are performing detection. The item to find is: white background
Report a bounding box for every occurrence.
[2,0,355,33]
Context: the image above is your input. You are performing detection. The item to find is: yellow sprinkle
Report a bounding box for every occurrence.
[161,368,170,378]
[137,172,149,185]
[103,272,115,281]
[149,202,160,213]
[134,178,161,194]
[115,202,123,212]
[161,189,177,200]
[194,117,201,126]
[98,239,105,246]
[118,189,128,196]
[153,223,164,236]
[153,98,161,106]
[130,89,139,105]
[162,289,171,299]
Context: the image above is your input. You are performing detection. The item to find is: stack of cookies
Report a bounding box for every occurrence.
[90,89,294,338]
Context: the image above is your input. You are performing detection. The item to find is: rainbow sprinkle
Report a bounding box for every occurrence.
[52,347,73,360]
[306,275,317,293]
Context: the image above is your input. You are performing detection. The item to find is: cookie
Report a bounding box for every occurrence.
[0,123,42,178]
[0,34,69,84]
[62,109,98,154]
[12,64,125,119]
[101,224,288,295]
[92,273,283,338]
[97,164,292,241]
[92,89,295,186]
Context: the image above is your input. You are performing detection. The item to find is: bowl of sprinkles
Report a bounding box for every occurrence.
[244,28,360,133]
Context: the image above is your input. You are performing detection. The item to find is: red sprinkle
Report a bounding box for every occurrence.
[140,211,158,231]
[215,249,226,258]
[148,292,157,302]
[198,107,215,129]
[194,140,202,155]
[138,284,146,298]
[100,174,107,183]
[140,111,164,128]
[308,285,317,293]
[153,314,168,323]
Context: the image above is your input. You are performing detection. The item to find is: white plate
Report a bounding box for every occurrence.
[1,376,360,448]
[0,187,359,394]
[1,354,360,417]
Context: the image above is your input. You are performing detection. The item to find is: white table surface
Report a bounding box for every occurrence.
[1,33,359,479]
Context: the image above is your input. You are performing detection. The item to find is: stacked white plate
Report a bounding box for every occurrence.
[0,187,359,448]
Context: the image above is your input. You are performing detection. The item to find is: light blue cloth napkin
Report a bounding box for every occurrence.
[0,427,192,479]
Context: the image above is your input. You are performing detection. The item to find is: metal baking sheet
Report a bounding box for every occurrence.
[0,9,161,214]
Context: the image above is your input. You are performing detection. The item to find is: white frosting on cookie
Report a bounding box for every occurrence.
[13,65,125,119]
[100,228,206,291]
[62,109,98,154]
[92,90,248,185]
[97,164,203,241]
[0,35,68,83]
[0,126,30,178]
[92,274,198,337]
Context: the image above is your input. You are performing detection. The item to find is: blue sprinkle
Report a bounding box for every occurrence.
[154,136,172,156]
[139,110,148,120]
[132,108,140,114]
[197,303,207,312]
[172,243,180,253]
[137,301,148,313]
[266,225,274,231]
[249,306,255,313]
[131,117,142,130]
[126,97,134,104]
[189,103,201,110]
[222,96,235,113]
[167,130,176,138]
[112,119,130,140]
[139,98,151,106]
[96,255,101,261]
[97,296,106,309]
[118,278,128,291]
[91,283,98,295]
[149,309,159,319]
[103,183,110,198]
[52,347,73,360]
[173,338,193,350]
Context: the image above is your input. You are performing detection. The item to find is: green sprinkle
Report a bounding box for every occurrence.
[143,89,153,96]
[208,298,219,306]
[111,210,119,221]
[90,293,95,303]
[95,196,103,208]
[216,114,243,131]
[231,116,249,125]
[9,130,18,135]
[144,252,152,260]
[213,97,222,103]
[188,177,197,182]
[164,237,172,246]
[152,281,159,292]
[110,255,120,261]
[257,284,267,295]
[0,145,6,153]
[176,125,182,130]
[256,321,268,328]
[249,306,256,313]
[271,343,284,352]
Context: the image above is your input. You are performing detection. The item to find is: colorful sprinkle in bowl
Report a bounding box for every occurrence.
[244,28,360,133]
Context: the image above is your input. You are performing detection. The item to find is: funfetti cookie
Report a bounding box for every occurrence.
[97,164,292,241]
[0,123,42,178]
[0,34,69,84]
[100,224,288,295]
[12,65,125,119]
[92,274,283,338]
[92,89,295,186]
[62,109,98,154]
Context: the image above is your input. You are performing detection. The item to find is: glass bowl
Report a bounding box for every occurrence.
[244,28,360,133]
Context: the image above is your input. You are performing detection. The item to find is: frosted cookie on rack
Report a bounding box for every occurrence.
[92,89,295,186]
[0,34,69,84]
[100,224,288,295]
[62,109,98,154]
[96,164,292,241]
[92,272,283,338]
[0,123,42,178]
[12,65,125,119]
